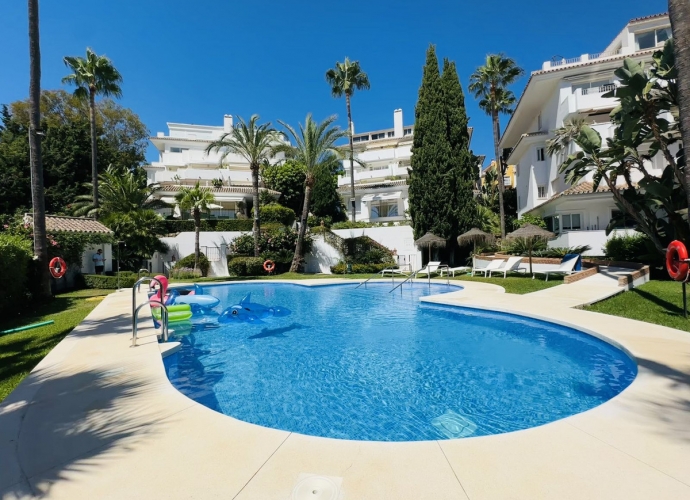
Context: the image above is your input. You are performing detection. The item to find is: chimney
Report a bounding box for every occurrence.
[393,109,403,138]
[223,114,233,132]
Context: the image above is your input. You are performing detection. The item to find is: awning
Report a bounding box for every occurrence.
[361,192,402,202]
[160,197,177,204]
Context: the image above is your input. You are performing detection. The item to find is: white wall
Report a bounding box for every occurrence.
[156,231,248,277]
[548,229,639,256]
[304,234,343,274]
[81,243,112,274]
[331,225,422,271]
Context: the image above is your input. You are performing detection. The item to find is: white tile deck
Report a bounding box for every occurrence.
[1,279,689,499]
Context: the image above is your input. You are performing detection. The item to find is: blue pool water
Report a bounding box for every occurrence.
[163,282,637,441]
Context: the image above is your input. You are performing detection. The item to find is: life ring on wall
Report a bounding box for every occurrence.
[49,257,67,279]
[666,240,689,282]
[263,260,276,273]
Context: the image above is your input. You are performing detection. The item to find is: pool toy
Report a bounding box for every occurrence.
[167,288,220,309]
[152,303,193,322]
[49,257,67,278]
[1,320,55,336]
[218,293,291,324]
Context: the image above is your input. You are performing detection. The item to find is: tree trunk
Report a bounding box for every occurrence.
[193,208,201,270]
[89,88,99,215]
[290,181,312,273]
[670,0,690,216]
[28,0,51,300]
[251,164,261,257]
[492,111,506,238]
[346,93,356,222]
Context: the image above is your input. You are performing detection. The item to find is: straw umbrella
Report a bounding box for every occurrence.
[415,232,447,264]
[457,228,496,254]
[505,224,555,275]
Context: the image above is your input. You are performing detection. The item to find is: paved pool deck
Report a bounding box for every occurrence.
[1,279,689,499]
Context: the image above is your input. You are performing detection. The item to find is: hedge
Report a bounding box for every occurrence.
[228,257,266,276]
[330,262,394,274]
[160,219,287,234]
[174,253,210,277]
[260,203,296,226]
[604,233,657,264]
[84,273,140,289]
[0,233,32,316]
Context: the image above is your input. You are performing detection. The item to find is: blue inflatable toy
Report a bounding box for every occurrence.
[218,293,291,324]
[167,285,220,309]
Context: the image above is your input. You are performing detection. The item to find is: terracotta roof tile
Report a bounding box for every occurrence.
[629,12,668,24]
[25,215,113,234]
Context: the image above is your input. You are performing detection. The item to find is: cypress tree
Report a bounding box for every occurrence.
[408,47,478,263]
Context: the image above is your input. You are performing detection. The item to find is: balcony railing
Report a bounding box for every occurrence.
[581,83,616,95]
[542,49,622,71]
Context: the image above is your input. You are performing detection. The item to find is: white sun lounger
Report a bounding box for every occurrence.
[533,256,579,281]
[416,261,443,277]
[439,266,471,277]
[489,256,526,278]
[380,267,410,277]
[471,259,505,277]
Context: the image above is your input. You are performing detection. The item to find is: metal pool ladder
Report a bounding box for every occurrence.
[355,268,404,289]
[131,276,169,347]
[389,266,450,294]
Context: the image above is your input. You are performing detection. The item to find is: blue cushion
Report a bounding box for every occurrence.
[562,254,582,271]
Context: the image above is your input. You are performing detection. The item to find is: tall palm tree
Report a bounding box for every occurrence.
[274,115,348,272]
[71,165,169,218]
[62,48,123,213]
[174,182,216,270]
[669,0,690,211]
[325,58,370,222]
[206,115,279,257]
[27,0,51,299]
[469,55,524,238]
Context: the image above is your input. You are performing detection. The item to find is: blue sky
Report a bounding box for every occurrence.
[1,0,667,167]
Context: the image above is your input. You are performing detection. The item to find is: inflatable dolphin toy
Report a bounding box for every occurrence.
[218,293,291,324]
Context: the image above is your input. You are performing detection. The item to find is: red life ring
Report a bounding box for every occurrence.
[666,240,689,282]
[49,257,68,279]
[263,260,276,273]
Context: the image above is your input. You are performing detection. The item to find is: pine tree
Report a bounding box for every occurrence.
[408,47,478,264]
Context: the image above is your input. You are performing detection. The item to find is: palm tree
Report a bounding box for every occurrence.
[669,0,690,211]
[174,182,216,270]
[205,115,279,257]
[325,58,370,222]
[71,165,169,218]
[546,116,587,156]
[274,115,348,272]
[469,55,524,238]
[62,48,123,213]
[27,0,51,299]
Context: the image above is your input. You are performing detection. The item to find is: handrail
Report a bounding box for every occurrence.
[355,268,401,289]
[389,269,421,293]
[132,276,164,339]
[137,268,149,279]
[389,265,450,293]
[132,299,168,347]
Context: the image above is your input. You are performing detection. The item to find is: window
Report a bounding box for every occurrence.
[371,201,399,219]
[560,213,582,231]
[387,131,395,138]
[170,147,183,153]
[544,215,560,233]
[536,147,545,162]
[537,185,546,199]
[403,128,413,136]
[353,135,369,143]
[371,132,386,140]
[611,210,637,229]
[635,28,672,51]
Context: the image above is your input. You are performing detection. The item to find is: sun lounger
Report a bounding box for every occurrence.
[532,256,579,281]
[380,268,410,277]
[440,266,471,277]
[416,261,442,277]
[488,256,526,278]
[471,259,505,277]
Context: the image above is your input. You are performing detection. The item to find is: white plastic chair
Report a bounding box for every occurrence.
[489,256,526,278]
[416,261,442,277]
[533,256,579,281]
[471,259,505,277]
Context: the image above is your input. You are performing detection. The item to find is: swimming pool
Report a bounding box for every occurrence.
[163,282,637,441]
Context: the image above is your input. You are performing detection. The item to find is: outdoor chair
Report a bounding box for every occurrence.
[471,259,505,277]
[532,256,579,281]
[488,256,526,278]
[416,261,442,277]
[440,266,471,277]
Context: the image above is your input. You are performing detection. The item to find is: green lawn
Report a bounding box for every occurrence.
[585,280,690,333]
[0,289,112,402]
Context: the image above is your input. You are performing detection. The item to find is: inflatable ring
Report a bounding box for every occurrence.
[263,260,276,273]
[49,257,67,279]
[666,240,689,282]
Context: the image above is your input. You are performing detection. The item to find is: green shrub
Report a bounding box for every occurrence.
[307,215,333,228]
[161,219,255,234]
[229,226,309,256]
[332,221,374,229]
[330,262,394,274]
[502,237,547,255]
[174,253,210,277]
[0,233,32,316]
[604,234,656,263]
[170,267,202,280]
[531,245,591,258]
[228,257,265,276]
[260,203,296,226]
[513,214,547,229]
[215,219,257,231]
[83,273,139,289]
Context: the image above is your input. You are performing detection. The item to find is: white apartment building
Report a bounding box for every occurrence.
[500,13,675,255]
[340,109,479,222]
[145,116,286,219]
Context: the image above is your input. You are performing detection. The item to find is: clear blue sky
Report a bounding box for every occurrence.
[1,0,667,166]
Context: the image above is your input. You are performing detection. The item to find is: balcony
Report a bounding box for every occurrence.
[149,167,252,186]
[339,164,409,187]
[542,49,622,71]
[559,84,618,118]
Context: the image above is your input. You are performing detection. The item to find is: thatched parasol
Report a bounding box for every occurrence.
[457,228,496,254]
[506,224,555,274]
[415,232,447,264]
